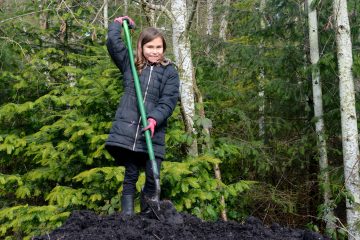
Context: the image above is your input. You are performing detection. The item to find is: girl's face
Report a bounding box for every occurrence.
[142,37,164,63]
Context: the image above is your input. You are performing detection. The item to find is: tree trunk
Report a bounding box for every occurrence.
[219,0,229,41]
[333,1,360,239]
[171,0,198,156]
[196,0,199,30]
[170,0,226,219]
[124,0,128,15]
[39,0,48,30]
[258,0,266,139]
[104,0,109,29]
[307,0,335,234]
[205,0,214,54]
[218,0,230,66]
[141,0,156,26]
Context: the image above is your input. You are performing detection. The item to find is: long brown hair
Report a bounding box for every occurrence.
[135,27,168,73]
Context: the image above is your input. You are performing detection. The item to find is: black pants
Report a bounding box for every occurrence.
[120,148,162,196]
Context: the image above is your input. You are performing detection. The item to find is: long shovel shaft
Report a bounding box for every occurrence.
[122,21,160,188]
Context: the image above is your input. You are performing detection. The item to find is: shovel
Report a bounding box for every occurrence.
[122,20,161,214]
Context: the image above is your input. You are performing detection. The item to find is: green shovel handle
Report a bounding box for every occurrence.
[122,20,159,180]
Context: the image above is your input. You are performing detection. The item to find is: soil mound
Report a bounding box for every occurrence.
[34,200,329,240]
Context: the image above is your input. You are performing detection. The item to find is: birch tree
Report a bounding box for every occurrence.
[124,0,128,15]
[333,0,360,239]
[104,0,108,29]
[307,0,335,234]
[258,0,266,139]
[141,0,156,26]
[219,0,229,41]
[205,0,214,54]
[218,0,230,65]
[170,0,198,156]
[39,0,49,30]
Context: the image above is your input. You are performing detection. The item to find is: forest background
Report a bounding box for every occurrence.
[0,0,360,239]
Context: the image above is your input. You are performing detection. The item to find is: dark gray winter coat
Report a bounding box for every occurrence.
[105,22,180,160]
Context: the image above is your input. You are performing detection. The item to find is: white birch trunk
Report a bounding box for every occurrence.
[258,0,266,138]
[104,0,108,29]
[205,0,214,54]
[141,0,156,26]
[124,0,128,15]
[39,0,48,30]
[171,0,198,156]
[333,1,360,239]
[307,0,335,233]
[219,0,229,41]
[258,72,265,138]
[206,0,214,36]
[218,0,230,65]
[148,3,156,27]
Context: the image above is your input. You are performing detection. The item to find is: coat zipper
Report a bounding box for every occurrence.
[132,66,153,151]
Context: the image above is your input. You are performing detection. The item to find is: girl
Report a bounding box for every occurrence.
[105,16,180,215]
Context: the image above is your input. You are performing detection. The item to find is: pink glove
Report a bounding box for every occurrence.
[143,118,157,138]
[114,16,135,29]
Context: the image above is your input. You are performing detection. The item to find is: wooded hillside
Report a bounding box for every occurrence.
[0,0,360,239]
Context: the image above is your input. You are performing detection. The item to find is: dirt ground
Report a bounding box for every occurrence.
[34,200,329,240]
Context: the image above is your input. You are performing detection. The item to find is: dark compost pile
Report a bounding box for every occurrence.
[35,200,329,240]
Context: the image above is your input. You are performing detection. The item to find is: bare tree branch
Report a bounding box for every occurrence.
[0,9,51,24]
[59,0,85,27]
[137,0,175,22]
[109,5,124,19]
[91,1,106,25]
[0,36,27,57]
